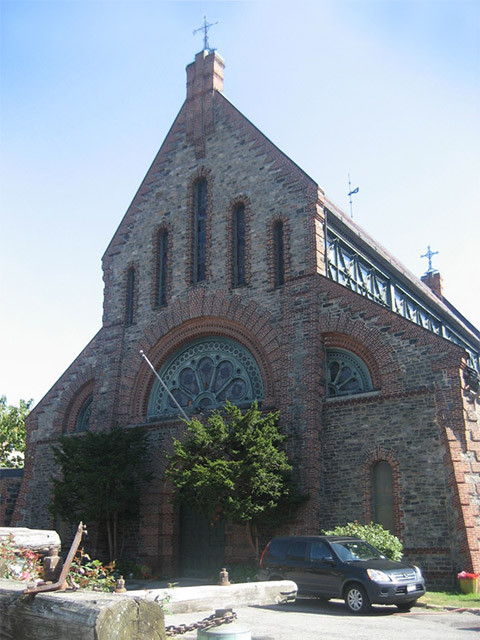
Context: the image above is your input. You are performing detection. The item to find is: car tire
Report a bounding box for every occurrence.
[344,584,371,614]
[396,600,417,612]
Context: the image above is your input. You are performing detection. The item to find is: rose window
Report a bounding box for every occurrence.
[147,337,263,418]
[327,349,372,397]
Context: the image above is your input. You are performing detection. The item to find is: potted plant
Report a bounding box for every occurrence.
[457,571,479,594]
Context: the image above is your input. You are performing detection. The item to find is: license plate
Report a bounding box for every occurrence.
[407,584,417,592]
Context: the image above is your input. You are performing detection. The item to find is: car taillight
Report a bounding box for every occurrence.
[259,542,270,568]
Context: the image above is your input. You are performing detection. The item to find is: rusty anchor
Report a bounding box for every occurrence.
[23,521,87,595]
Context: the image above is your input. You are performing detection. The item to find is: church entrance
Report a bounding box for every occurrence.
[179,505,225,578]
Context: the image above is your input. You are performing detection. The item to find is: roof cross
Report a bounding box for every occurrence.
[421,245,439,273]
[193,16,218,52]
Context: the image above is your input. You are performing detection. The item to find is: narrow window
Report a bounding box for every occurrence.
[76,396,92,433]
[274,221,285,287]
[233,204,246,286]
[126,266,135,325]
[156,229,168,306]
[193,178,207,283]
[372,461,395,533]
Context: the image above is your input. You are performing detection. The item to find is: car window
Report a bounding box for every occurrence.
[310,541,330,562]
[267,539,289,561]
[331,540,383,561]
[287,540,308,561]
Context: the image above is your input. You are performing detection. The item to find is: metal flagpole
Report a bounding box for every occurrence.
[140,350,189,421]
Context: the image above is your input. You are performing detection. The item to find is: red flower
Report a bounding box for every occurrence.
[458,571,480,579]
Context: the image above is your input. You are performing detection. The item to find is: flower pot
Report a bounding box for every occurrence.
[459,577,478,594]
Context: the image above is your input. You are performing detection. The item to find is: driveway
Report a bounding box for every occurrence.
[165,597,480,639]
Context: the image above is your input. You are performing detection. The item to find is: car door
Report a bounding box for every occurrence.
[282,539,310,592]
[302,540,343,596]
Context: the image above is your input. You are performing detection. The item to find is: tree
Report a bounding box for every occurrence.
[50,427,153,561]
[322,521,403,561]
[0,396,33,468]
[165,401,307,559]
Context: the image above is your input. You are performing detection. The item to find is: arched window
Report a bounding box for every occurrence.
[193,178,207,283]
[76,396,92,433]
[233,203,246,287]
[273,221,285,287]
[326,348,372,397]
[372,460,395,533]
[147,337,264,419]
[125,266,135,326]
[156,229,169,306]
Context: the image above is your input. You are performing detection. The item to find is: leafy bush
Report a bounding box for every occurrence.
[68,547,116,591]
[227,563,259,583]
[322,521,403,561]
[0,534,42,581]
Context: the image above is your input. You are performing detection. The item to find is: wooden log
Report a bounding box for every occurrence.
[0,528,61,553]
[0,579,166,640]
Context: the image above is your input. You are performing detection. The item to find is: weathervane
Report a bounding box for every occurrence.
[421,245,439,274]
[347,174,359,219]
[193,16,218,52]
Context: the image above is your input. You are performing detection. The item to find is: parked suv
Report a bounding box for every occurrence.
[259,535,426,613]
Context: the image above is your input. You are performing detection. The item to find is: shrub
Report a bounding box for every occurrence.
[226,563,259,583]
[0,535,42,581]
[68,547,116,591]
[322,521,403,561]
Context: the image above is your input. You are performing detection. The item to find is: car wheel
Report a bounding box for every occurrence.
[344,584,371,614]
[396,600,417,612]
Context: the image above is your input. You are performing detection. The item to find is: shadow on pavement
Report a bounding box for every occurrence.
[255,596,405,617]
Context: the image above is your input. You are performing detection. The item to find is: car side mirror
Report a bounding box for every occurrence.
[323,556,335,565]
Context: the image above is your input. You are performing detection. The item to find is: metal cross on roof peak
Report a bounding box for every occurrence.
[193,16,218,52]
[421,245,439,273]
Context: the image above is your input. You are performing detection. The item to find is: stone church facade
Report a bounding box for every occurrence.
[10,49,480,586]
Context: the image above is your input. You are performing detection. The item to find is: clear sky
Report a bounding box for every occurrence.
[1,0,479,407]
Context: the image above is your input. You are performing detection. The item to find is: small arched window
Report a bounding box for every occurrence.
[372,460,395,533]
[273,220,285,287]
[326,348,372,397]
[233,203,246,287]
[156,229,169,306]
[125,266,135,326]
[193,178,207,283]
[76,396,92,433]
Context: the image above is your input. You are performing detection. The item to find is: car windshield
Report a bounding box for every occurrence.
[330,540,384,562]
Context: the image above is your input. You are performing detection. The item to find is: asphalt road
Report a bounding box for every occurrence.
[165,597,480,639]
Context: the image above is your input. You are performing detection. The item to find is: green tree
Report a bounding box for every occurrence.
[165,401,306,559]
[0,396,33,468]
[50,427,153,562]
[322,521,403,561]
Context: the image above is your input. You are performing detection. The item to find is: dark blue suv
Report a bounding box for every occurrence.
[259,535,426,613]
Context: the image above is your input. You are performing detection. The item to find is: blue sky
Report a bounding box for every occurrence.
[1,0,479,407]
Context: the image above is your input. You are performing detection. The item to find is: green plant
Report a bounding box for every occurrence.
[68,547,116,591]
[50,426,153,561]
[0,396,33,467]
[166,401,307,558]
[322,521,403,561]
[0,534,42,581]
[227,563,259,583]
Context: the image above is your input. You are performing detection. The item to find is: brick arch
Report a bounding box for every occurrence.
[363,446,404,538]
[60,378,95,434]
[127,294,281,422]
[323,332,382,390]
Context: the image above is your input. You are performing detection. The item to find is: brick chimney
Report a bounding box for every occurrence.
[185,50,225,158]
[421,271,443,298]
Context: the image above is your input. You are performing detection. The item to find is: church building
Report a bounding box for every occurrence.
[11,48,480,587]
